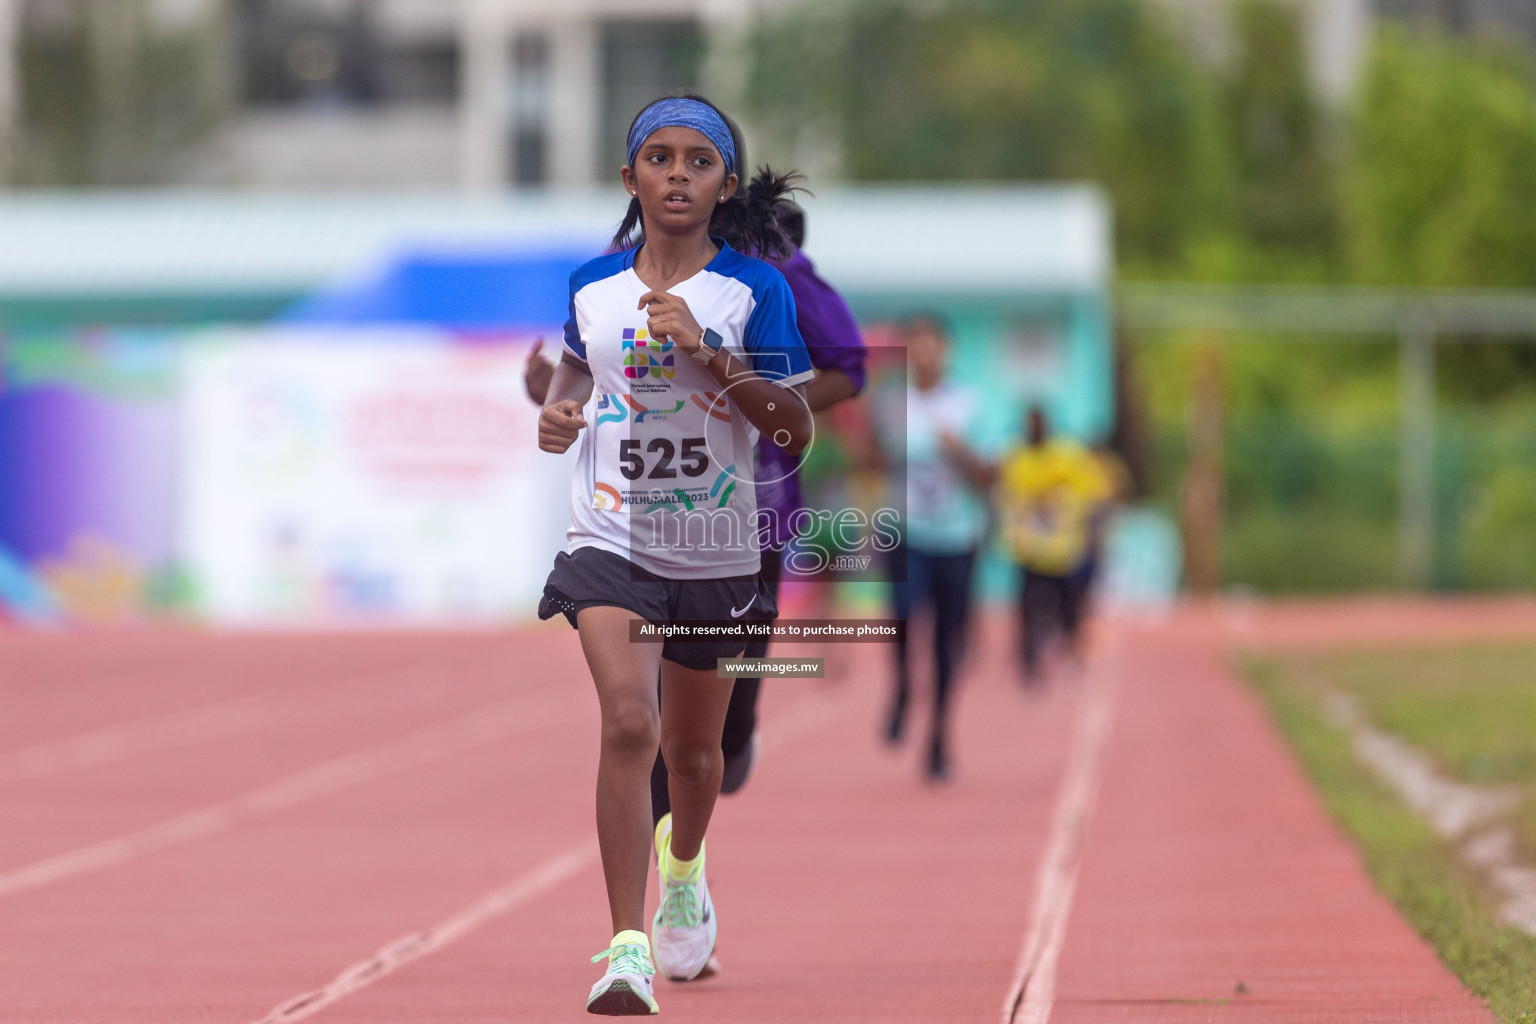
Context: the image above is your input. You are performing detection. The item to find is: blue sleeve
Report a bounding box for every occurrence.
[743,270,814,386]
[562,269,588,363]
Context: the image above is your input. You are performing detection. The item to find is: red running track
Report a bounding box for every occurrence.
[0,600,1523,1023]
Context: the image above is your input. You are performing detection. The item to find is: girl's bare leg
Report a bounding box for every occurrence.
[577,605,665,935]
[659,657,737,861]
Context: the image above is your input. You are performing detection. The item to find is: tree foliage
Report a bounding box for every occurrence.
[746,0,1536,295]
[1344,26,1536,289]
[1222,0,1337,270]
[745,0,1536,401]
[745,0,1350,277]
[745,0,1236,270]
[1344,27,1536,399]
[17,0,227,186]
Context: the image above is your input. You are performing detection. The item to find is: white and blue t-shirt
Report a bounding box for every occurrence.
[872,379,990,555]
[561,240,815,579]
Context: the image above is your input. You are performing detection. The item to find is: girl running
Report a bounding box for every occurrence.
[525,126,867,837]
[536,95,813,1015]
[874,314,993,781]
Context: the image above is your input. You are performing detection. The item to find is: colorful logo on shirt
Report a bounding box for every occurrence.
[622,329,675,380]
[710,465,737,508]
[626,396,686,423]
[596,393,688,425]
[595,394,629,426]
[594,483,622,511]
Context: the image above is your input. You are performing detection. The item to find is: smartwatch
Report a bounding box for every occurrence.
[690,327,724,366]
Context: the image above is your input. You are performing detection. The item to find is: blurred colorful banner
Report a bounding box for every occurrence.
[0,328,573,625]
[0,332,180,622]
[179,329,563,625]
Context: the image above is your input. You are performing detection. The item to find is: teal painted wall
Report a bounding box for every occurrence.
[840,288,1115,602]
[843,291,1113,447]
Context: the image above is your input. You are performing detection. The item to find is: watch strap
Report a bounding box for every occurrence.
[691,327,724,365]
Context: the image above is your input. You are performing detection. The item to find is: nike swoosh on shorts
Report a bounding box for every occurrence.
[730,595,756,618]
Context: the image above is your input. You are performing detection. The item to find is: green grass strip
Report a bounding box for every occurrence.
[1244,656,1536,1023]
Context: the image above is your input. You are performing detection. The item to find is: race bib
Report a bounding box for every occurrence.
[591,391,739,513]
[908,460,959,522]
[1029,503,1060,533]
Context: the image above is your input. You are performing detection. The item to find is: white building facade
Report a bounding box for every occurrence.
[224,0,777,191]
[2,0,1530,192]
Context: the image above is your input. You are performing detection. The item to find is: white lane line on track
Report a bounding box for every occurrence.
[0,664,448,784]
[253,845,600,1024]
[0,690,580,901]
[1002,630,1123,1024]
[247,684,859,1024]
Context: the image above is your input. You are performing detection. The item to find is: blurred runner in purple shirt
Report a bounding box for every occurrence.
[663,217,866,821]
[754,229,869,548]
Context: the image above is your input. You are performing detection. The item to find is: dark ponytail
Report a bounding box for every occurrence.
[611,93,805,260]
[612,195,645,251]
[710,166,803,260]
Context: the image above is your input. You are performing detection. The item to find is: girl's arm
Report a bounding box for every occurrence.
[700,350,813,455]
[805,369,858,412]
[940,431,997,493]
[524,338,555,405]
[777,252,868,411]
[537,352,595,453]
[638,290,813,456]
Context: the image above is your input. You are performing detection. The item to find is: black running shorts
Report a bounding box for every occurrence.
[538,546,778,670]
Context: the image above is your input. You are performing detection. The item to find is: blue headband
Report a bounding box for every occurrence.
[626,98,737,177]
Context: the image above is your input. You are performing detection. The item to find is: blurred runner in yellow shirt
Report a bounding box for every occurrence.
[996,408,1113,686]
